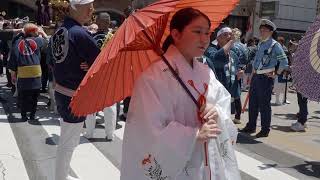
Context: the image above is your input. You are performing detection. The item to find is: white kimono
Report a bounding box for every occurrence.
[120,45,241,180]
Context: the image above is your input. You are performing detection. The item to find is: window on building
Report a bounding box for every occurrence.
[260,1,276,17]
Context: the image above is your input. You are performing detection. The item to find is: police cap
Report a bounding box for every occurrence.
[260,19,277,31]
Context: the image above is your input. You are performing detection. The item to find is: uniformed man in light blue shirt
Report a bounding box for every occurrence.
[240,19,288,138]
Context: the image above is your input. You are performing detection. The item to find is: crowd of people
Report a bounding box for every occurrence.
[0,0,313,179]
[203,21,309,134]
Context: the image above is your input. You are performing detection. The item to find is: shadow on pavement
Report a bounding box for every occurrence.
[28,118,60,126]
[45,134,59,145]
[82,137,112,143]
[0,83,61,127]
[314,111,320,114]
[258,163,278,170]
[273,113,297,120]
[95,123,123,130]
[271,125,296,133]
[310,116,320,120]
[237,133,262,145]
[293,161,320,178]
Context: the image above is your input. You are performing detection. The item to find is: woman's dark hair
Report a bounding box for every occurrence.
[162,7,211,52]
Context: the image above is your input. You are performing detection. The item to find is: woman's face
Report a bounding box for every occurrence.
[172,16,210,60]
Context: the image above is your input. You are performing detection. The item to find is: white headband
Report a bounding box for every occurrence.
[217,27,232,38]
[69,0,94,10]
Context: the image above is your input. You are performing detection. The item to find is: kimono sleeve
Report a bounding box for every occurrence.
[129,74,198,178]
[208,74,237,142]
[206,73,241,180]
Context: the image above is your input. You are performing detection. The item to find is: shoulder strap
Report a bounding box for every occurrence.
[258,40,277,70]
[267,40,277,55]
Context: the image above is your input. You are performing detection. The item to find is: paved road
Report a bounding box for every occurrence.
[0,79,319,180]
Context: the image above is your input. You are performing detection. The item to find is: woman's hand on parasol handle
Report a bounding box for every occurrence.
[197,119,221,142]
[199,103,218,122]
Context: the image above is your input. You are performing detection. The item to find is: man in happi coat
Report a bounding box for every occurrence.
[205,27,247,124]
[51,0,100,179]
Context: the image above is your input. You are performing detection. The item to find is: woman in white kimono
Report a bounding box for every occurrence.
[121,8,241,180]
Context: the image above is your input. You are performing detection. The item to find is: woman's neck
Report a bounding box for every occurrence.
[185,57,194,68]
[180,51,194,68]
[175,45,194,68]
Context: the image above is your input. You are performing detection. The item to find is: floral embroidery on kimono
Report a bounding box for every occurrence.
[142,154,169,180]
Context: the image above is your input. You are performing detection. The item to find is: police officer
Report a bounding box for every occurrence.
[51,0,100,179]
[8,23,48,121]
[240,19,288,138]
[205,27,247,124]
[84,12,117,140]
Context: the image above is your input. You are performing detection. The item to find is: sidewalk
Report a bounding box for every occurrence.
[237,90,320,161]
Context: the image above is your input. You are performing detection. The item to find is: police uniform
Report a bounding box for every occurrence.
[51,2,100,179]
[205,39,247,121]
[241,19,288,137]
[7,34,46,120]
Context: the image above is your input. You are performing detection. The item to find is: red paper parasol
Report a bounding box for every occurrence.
[70,0,239,116]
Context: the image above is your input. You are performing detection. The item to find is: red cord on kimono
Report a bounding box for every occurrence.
[188,80,211,180]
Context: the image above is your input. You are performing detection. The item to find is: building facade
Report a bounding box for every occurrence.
[1,0,317,40]
[317,0,320,14]
[252,0,317,40]
[217,0,317,41]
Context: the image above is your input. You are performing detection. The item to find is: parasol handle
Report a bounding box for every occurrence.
[141,30,200,109]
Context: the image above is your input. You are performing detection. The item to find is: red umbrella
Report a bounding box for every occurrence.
[71,2,239,178]
[70,0,239,116]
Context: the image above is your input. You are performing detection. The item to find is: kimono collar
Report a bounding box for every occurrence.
[163,45,204,85]
[164,45,199,73]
